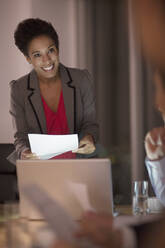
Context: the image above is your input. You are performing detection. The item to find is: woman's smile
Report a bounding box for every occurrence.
[42,64,54,72]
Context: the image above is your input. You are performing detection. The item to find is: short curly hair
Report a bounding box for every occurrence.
[14,18,59,56]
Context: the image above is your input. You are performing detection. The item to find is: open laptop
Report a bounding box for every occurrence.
[16,158,114,220]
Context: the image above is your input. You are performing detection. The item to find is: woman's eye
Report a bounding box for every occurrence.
[48,48,55,53]
[34,53,41,58]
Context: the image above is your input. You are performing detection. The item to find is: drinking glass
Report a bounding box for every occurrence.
[132,181,149,215]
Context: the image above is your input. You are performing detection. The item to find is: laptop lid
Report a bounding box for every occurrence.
[16,158,113,220]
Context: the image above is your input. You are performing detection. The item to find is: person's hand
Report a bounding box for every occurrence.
[21,149,39,160]
[144,127,165,161]
[72,135,95,154]
[75,211,122,248]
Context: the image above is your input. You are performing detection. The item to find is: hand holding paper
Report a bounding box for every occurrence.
[21,149,39,160]
[72,135,95,154]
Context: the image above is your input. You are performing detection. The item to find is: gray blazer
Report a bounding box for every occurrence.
[8,63,99,164]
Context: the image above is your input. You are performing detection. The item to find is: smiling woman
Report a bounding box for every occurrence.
[8,18,99,164]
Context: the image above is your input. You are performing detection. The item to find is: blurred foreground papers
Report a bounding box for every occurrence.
[28,134,78,159]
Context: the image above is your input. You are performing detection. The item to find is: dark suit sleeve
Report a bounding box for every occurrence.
[9,80,30,160]
[78,69,99,143]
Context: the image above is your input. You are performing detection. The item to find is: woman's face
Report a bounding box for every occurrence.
[26,35,59,81]
[154,71,165,122]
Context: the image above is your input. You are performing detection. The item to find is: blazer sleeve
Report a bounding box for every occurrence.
[9,80,30,159]
[78,69,99,143]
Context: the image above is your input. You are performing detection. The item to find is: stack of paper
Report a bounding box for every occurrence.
[28,134,78,159]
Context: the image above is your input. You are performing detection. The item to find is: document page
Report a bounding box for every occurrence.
[28,134,78,159]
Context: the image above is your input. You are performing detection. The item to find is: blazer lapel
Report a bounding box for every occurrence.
[27,70,47,134]
[60,64,75,133]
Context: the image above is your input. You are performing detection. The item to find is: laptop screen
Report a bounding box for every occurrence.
[16,158,113,220]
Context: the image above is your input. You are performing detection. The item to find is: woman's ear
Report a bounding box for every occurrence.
[26,56,31,64]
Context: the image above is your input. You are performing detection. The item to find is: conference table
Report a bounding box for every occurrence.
[0,203,161,248]
[0,203,132,247]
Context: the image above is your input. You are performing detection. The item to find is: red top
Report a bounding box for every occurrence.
[41,91,76,159]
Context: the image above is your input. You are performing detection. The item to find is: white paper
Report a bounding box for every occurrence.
[28,134,78,159]
[68,181,95,212]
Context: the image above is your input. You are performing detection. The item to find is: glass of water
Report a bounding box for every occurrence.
[132,181,149,215]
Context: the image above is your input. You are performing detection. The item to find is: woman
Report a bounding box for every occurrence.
[8,18,99,164]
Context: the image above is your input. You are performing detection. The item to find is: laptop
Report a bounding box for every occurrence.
[16,158,114,220]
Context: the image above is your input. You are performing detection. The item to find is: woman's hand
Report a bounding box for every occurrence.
[21,149,39,160]
[145,127,165,160]
[72,134,95,154]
